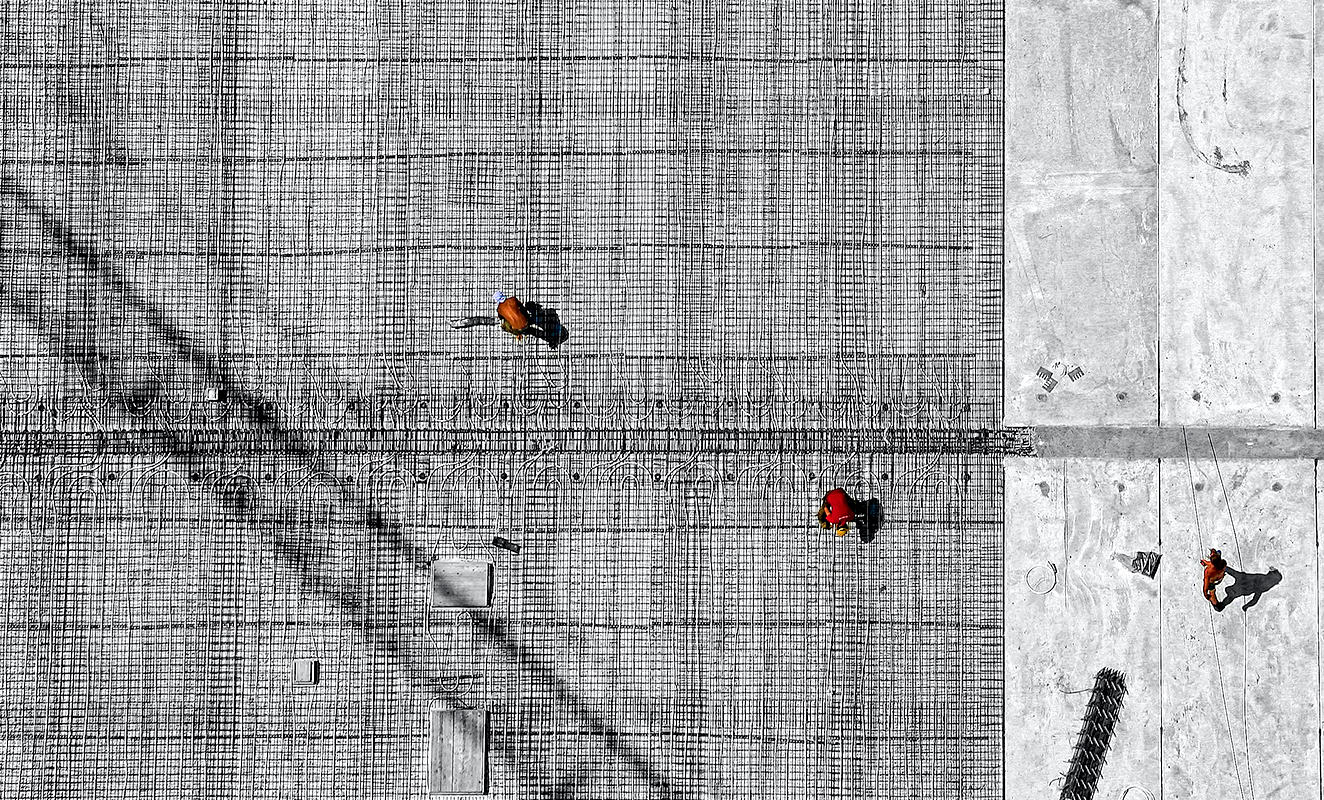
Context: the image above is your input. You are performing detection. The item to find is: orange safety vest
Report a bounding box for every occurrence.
[498,297,530,332]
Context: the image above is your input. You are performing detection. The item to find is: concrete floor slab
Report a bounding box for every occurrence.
[1033,425,1324,460]
[1005,0,1158,428]
[1010,456,1323,800]
[1006,0,1157,181]
[1157,0,1314,427]
[1160,458,1319,799]
[1005,457,1160,799]
[1006,186,1158,427]
[1319,8,1324,431]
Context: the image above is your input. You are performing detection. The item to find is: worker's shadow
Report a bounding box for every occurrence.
[523,301,570,350]
[1216,566,1283,612]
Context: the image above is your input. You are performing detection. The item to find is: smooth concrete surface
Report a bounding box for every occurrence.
[1005,0,1158,427]
[1033,426,1324,460]
[1007,0,1324,791]
[1007,0,1316,430]
[1005,458,1161,799]
[1008,457,1320,798]
[1318,11,1324,432]
[1160,459,1318,798]
[1157,0,1314,428]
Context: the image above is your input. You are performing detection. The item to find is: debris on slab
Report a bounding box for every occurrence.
[1112,551,1161,579]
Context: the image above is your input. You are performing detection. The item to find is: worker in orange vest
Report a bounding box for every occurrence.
[818,487,879,543]
[1201,548,1228,609]
[491,291,569,349]
[495,291,532,340]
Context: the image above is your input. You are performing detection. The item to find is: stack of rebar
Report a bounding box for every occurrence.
[1060,668,1129,800]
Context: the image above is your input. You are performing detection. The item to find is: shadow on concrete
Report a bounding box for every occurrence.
[1217,566,1283,613]
[0,178,682,800]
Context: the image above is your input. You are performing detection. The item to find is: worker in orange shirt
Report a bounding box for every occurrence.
[818,487,880,543]
[492,291,569,349]
[1201,548,1228,609]
[495,291,532,340]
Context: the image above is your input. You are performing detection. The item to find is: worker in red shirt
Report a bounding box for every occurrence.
[1201,548,1227,608]
[818,487,880,543]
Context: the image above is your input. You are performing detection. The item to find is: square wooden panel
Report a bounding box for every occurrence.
[430,560,493,609]
[292,658,319,686]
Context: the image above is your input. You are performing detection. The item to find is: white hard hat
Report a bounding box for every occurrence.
[493,291,506,304]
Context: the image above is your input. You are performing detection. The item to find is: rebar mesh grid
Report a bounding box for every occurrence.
[0,441,1002,798]
[0,0,1004,796]
[0,0,1000,433]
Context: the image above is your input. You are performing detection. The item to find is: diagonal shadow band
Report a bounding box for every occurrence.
[1,175,431,571]
[0,177,686,800]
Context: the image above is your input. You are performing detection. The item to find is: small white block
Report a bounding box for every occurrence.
[205,387,224,402]
[293,658,319,685]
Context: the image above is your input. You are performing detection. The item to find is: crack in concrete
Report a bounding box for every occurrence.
[1175,0,1251,176]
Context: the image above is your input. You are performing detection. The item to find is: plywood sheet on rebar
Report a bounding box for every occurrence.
[431,560,494,609]
[430,709,489,794]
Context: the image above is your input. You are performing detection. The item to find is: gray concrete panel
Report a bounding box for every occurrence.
[1158,0,1314,426]
[1035,425,1324,459]
[1006,0,1159,427]
[1005,458,1161,799]
[1160,459,1319,798]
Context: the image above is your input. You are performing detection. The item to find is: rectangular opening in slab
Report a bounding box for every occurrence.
[430,560,494,608]
[428,709,489,794]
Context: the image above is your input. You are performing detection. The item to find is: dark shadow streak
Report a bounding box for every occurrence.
[540,770,584,800]
[0,179,684,800]
[1,176,429,571]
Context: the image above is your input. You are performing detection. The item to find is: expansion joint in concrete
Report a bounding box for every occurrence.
[1030,426,1324,460]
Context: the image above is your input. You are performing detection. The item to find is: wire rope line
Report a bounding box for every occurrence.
[1206,433,1256,800]
[1181,427,1247,800]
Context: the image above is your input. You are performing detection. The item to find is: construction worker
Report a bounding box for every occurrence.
[1201,548,1227,608]
[818,487,879,543]
[495,291,532,340]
